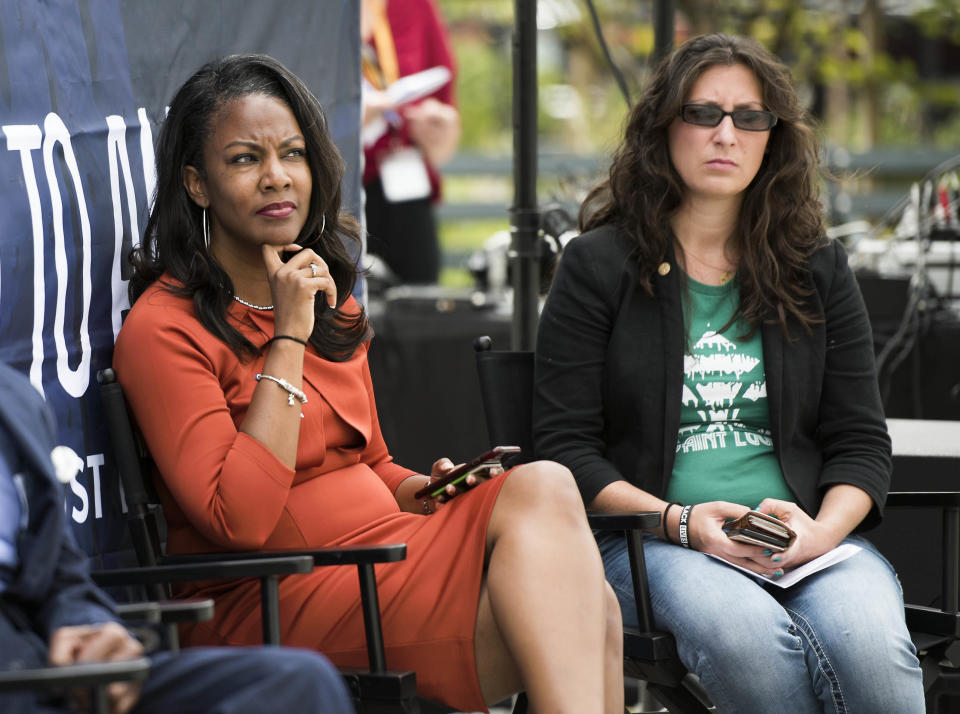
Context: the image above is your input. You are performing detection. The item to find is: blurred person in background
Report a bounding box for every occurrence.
[360,0,460,285]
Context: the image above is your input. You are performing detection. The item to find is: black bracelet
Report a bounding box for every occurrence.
[267,334,308,348]
[678,504,695,548]
[662,502,681,544]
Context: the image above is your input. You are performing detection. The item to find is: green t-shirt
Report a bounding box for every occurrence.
[665,277,794,507]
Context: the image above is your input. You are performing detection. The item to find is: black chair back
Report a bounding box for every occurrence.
[473,337,535,464]
[98,368,165,572]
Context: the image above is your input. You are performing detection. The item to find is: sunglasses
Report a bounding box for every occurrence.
[680,103,778,132]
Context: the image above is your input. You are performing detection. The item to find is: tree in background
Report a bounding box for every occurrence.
[437,0,960,153]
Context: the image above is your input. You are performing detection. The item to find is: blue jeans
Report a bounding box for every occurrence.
[596,531,925,714]
[0,636,352,714]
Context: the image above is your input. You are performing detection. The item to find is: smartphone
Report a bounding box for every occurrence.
[414,446,521,500]
[722,510,796,552]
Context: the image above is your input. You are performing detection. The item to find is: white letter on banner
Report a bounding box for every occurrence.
[87,453,105,519]
[138,107,156,210]
[106,115,138,339]
[42,113,92,398]
[60,446,88,523]
[69,473,89,523]
[3,124,46,396]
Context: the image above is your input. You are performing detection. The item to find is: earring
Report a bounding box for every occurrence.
[202,208,210,249]
[320,215,326,235]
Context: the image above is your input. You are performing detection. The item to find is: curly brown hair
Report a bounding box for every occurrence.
[579,33,825,335]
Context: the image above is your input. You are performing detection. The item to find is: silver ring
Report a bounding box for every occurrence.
[309,263,319,277]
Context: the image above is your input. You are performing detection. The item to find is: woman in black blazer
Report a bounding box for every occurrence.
[534,34,924,713]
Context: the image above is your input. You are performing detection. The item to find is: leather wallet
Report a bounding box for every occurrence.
[722,510,796,551]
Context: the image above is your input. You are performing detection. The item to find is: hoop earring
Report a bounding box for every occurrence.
[320,215,326,235]
[202,208,210,250]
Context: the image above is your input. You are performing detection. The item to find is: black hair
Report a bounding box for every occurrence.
[129,53,369,360]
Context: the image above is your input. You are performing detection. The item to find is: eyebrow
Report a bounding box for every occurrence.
[223,135,306,150]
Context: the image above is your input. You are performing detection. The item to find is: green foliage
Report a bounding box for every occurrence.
[913,0,960,44]
[454,39,513,151]
[438,217,508,254]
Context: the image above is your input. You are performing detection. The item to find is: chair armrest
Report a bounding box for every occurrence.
[151,598,215,624]
[161,545,407,672]
[587,511,661,531]
[906,604,960,637]
[114,601,161,622]
[0,657,151,692]
[161,543,408,567]
[584,511,662,636]
[887,491,960,508]
[91,555,314,587]
[116,598,214,625]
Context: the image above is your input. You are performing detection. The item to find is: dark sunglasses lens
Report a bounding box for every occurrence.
[683,105,722,126]
[733,110,774,131]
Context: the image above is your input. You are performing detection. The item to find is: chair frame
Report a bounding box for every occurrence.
[0,658,152,714]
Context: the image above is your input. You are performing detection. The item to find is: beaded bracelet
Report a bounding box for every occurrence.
[255,373,308,406]
[662,502,681,544]
[267,335,308,348]
[421,477,433,514]
[678,504,695,548]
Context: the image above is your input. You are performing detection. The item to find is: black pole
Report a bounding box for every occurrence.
[652,0,675,65]
[510,0,540,351]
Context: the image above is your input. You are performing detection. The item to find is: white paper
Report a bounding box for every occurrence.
[386,66,451,106]
[706,543,862,588]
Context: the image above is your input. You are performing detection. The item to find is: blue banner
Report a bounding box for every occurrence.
[0,0,361,562]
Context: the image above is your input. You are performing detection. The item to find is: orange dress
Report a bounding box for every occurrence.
[113,279,505,712]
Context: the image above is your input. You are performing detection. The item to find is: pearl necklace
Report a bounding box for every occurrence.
[233,296,275,311]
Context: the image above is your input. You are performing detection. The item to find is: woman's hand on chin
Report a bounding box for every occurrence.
[262,243,338,339]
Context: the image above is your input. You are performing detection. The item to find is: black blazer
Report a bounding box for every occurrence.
[533,225,891,530]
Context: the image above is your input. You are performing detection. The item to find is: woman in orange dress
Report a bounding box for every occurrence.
[113,54,622,713]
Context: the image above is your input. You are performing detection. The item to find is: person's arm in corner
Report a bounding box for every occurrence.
[813,239,892,527]
[3,379,144,714]
[48,622,144,714]
[534,236,634,502]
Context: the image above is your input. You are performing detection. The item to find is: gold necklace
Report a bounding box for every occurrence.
[681,249,736,284]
